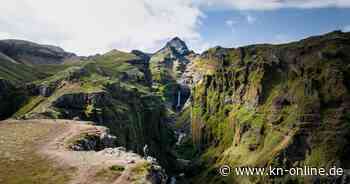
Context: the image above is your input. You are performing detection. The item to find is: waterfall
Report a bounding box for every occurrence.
[170,177,176,184]
[176,90,181,108]
[176,132,186,145]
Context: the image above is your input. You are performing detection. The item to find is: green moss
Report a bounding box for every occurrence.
[110,165,125,172]
[175,107,191,129]
[13,96,46,118]
[131,161,151,176]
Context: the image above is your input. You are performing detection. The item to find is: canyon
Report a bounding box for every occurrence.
[0,31,350,184]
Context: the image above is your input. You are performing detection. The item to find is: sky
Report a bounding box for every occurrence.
[0,0,350,56]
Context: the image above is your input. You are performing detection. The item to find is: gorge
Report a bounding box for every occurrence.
[0,30,350,184]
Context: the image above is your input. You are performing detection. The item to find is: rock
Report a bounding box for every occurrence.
[38,85,54,97]
[69,127,117,151]
[146,161,168,184]
[131,50,151,62]
[146,156,159,165]
[159,37,190,56]
[100,147,127,157]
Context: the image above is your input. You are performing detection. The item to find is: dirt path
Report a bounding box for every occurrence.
[37,119,146,184]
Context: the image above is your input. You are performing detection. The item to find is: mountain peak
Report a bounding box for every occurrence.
[163,37,189,55]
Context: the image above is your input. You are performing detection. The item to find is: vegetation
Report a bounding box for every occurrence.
[189,31,350,183]
[0,122,75,184]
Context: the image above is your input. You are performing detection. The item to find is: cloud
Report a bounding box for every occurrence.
[195,0,350,10]
[225,20,234,27]
[0,0,203,55]
[343,25,350,32]
[246,15,257,24]
[225,19,238,27]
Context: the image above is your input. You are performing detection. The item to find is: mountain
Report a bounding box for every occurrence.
[150,37,196,111]
[0,39,76,65]
[0,39,80,86]
[0,31,350,184]
[157,37,190,56]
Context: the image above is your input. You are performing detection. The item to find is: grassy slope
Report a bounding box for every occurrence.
[0,56,44,85]
[13,50,148,118]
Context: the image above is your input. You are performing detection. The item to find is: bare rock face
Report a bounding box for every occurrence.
[68,126,117,151]
[0,39,76,65]
[158,37,190,56]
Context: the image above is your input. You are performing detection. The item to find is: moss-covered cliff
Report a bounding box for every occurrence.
[0,79,27,119]
[190,31,350,183]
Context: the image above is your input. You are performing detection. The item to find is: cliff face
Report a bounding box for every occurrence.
[190,31,350,183]
[0,79,27,119]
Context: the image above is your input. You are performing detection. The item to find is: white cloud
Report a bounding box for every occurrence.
[225,20,238,27]
[195,0,350,10]
[226,20,234,27]
[343,25,350,32]
[0,0,204,55]
[246,15,257,24]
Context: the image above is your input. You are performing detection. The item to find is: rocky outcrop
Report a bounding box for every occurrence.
[68,126,117,151]
[0,39,75,65]
[26,67,88,97]
[100,148,168,184]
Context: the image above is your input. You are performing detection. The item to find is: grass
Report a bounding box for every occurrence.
[13,96,46,118]
[94,165,125,183]
[129,161,152,182]
[0,58,45,85]
[0,121,75,184]
[17,49,153,118]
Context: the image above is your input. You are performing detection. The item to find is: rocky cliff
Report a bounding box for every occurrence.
[189,31,350,183]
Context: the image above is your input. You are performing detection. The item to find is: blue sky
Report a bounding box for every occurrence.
[1,0,350,55]
[198,8,350,49]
